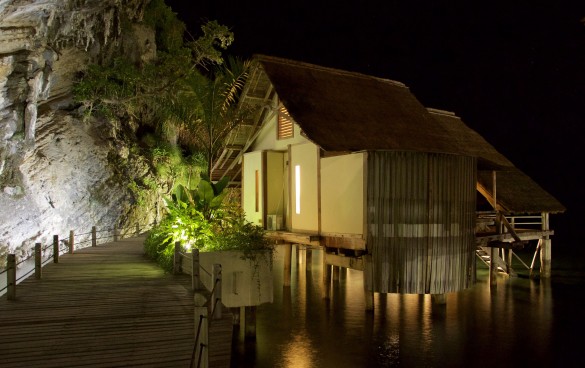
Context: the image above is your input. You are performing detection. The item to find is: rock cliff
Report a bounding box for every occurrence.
[0,0,159,260]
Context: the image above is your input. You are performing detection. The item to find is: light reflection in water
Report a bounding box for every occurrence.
[232,244,581,368]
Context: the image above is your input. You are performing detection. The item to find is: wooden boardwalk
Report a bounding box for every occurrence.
[0,236,196,368]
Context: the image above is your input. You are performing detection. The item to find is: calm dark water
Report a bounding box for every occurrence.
[231,243,585,368]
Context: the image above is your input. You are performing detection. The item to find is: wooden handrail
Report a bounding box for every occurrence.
[2,222,152,300]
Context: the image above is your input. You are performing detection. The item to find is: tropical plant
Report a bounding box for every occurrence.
[145,173,272,272]
[170,56,253,177]
[172,174,230,221]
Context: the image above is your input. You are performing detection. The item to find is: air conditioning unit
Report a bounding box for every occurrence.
[266,214,283,231]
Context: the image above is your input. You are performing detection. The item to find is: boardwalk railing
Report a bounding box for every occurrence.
[173,243,230,368]
[0,222,154,299]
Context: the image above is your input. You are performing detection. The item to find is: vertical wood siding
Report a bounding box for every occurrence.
[367,151,476,294]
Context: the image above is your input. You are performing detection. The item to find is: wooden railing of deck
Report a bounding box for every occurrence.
[0,222,154,300]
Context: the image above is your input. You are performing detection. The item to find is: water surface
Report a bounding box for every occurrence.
[232,244,585,367]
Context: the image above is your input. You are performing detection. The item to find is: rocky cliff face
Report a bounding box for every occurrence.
[0,0,158,260]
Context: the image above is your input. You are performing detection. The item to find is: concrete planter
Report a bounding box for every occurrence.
[182,250,273,307]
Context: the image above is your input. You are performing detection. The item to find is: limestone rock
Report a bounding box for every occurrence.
[0,0,159,258]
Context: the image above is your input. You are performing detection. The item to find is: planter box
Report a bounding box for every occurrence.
[181,250,273,307]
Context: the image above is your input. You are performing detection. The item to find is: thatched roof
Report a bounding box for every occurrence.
[256,55,463,155]
[427,110,564,213]
[427,109,514,170]
[478,170,566,214]
[253,55,565,214]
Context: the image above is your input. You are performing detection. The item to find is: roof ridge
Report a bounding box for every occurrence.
[427,107,457,116]
[253,54,407,88]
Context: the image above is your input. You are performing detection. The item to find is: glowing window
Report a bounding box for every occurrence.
[295,165,301,214]
[255,170,259,212]
[278,105,294,140]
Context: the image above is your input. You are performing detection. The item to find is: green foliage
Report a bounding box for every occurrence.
[172,56,253,176]
[188,20,234,66]
[143,0,186,53]
[149,143,202,192]
[171,175,229,221]
[72,14,247,184]
[213,216,273,260]
[144,175,272,272]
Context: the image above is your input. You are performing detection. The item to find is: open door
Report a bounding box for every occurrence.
[242,151,286,229]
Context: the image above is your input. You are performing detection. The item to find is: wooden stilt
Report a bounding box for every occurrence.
[283,243,292,287]
[540,212,552,278]
[231,307,240,326]
[332,266,340,282]
[431,294,446,305]
[244,306,256,340]
[489,247,498,288]
[306,248,313,271]
[322,250,331,299]
[506,248,513,274]
[364,254,374,311]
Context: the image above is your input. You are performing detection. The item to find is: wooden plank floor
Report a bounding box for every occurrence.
[0,236,196,368]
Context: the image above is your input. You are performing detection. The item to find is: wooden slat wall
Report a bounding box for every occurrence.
[367,151,476,294]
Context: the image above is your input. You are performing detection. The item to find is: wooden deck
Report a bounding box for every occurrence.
[0,236,196,368]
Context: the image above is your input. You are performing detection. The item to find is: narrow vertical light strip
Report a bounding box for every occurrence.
[295,165,301,214]
[255,170,259,212]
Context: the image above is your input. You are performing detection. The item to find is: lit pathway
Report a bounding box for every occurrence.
[0,236,195,368]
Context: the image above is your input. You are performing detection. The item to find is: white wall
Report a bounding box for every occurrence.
[321,153,365,236]
[251,114,309,152]
[290,142,319,233]
[242,151,263,226]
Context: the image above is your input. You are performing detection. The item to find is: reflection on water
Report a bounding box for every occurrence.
[232,245,585,367]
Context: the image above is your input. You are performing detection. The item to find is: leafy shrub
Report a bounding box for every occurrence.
[144,176,272,272]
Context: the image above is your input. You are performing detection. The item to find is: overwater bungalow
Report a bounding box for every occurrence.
[211,55,565,308]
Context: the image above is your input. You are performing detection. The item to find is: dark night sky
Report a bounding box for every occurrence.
[166,0,585,247]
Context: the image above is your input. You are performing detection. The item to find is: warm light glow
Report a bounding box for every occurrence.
[295,165,301,214]
[255,170,260,212]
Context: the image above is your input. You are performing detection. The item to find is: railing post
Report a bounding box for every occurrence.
[212,264,222,320]
[113,225,119,242]
[192,249,201,291]
[193,307,208,368]
[173,241,181,275]
[7,254,16,300]
[135,223,140,236]
[53,235,59,263]
[92,226,97,247]
[35,243,42,280]
[69,230,74,254]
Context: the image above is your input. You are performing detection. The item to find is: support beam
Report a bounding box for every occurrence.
[322,250,332,299]
[431,294,446,305]
[363,255,374,311]
[244,306,256,340]
[540,212,552,278]
[489,247,498,288]
[306,248,313,271]
[283,243,292,287]
[506,248,514,275]
[323,252,364,271]
[332,266,340,282]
